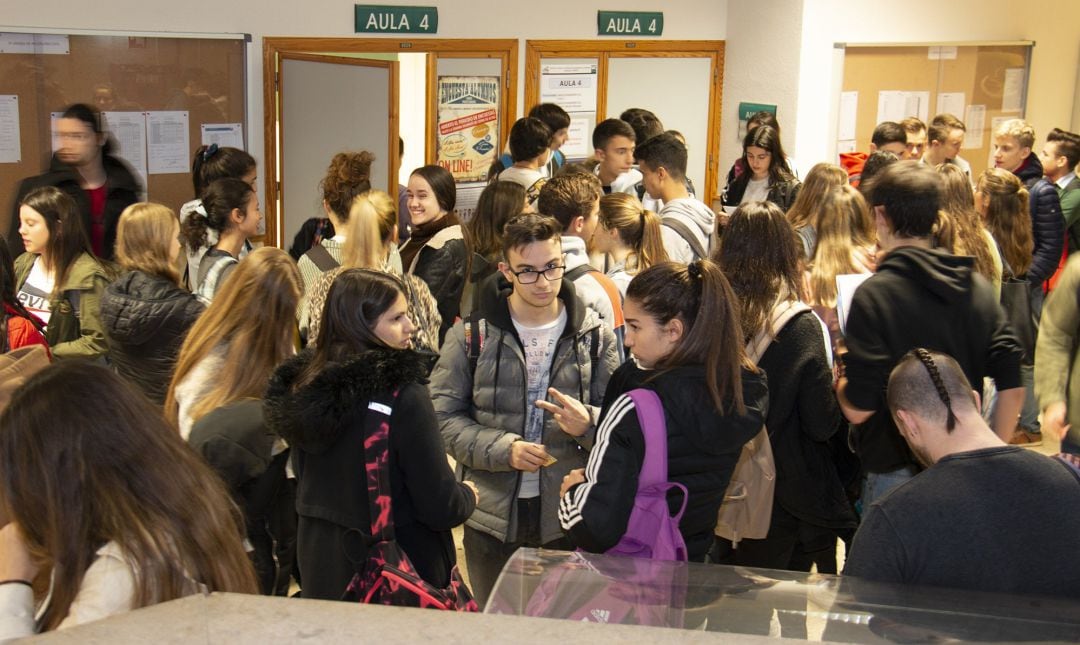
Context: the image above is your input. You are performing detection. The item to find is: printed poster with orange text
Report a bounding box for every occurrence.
[436,76,499,183]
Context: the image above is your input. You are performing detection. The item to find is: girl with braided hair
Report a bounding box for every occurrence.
[555,260,769,562]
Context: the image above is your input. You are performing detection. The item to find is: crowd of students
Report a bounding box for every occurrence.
[1,99,1079,637]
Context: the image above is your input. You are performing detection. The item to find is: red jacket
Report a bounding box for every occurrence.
[839,152,868,188]
[4,304,50,357]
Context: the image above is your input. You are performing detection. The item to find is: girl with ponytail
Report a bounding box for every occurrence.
[180,145,257,289]
[554,260,768,562]
[181,177,262,303]
[593,193,669,297]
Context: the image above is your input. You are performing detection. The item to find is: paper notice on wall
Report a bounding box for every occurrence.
[455,182,486,222]
[539,62,598,113]
[1002,68,1025,112]
[561,113,595,160]
[838,91,858,141]
[908,91,930,123]
[49,112,63,153]
[0,33,69,55]
[927,46,958,60]
[102,112,148,192]
[836,139,857,154]
[200,123,244,149]
[146,111,190,174]
[0,96,21,163]
[877,91,929,124]
[436,76,500,183]
[936,92,965,120]
[963,105,986,149]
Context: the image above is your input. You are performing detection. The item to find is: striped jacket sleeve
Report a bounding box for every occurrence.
[558,392,645,553]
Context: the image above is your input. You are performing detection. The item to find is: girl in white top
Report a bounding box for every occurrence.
[0,361,256,640]
[593,192,669,297]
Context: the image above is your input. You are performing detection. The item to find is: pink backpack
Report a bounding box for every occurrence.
[606,388,689,561]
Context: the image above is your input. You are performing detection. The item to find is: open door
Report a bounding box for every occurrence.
[274,53,399,246]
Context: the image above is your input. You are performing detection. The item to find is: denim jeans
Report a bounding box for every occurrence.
[1018,363,1041,434]
[861,465,919,509]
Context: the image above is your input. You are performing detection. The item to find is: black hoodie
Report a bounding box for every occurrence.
[559,359,769,562]
[843,246,1023,473]
[264,348,475,598]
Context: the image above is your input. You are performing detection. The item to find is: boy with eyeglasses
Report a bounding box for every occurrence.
[431,213,619,606]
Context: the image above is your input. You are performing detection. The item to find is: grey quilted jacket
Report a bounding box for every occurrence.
[430,277,620,544]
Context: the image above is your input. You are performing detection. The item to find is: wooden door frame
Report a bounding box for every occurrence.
[277,52,398,249]
[264,37,517,247]
[525,40,724,202]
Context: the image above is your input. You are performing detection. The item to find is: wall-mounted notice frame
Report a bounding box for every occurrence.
[837,42,1032,179]
[524,40,724,203]
[0,28,247,237]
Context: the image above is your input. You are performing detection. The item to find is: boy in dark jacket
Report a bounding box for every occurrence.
[836,162,1024,506]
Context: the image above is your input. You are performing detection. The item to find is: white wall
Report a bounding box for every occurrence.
[721,0,805,191]
[4,0,729,215]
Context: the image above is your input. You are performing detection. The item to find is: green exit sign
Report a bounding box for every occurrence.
[598,11,663,36]
[355,5,438,34]
[738,102,777,121]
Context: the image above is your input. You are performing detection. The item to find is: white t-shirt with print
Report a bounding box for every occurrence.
[17,257,55,327]
[512,306,567,499]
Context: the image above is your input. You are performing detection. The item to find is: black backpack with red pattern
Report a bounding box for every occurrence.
[341,389,478,611]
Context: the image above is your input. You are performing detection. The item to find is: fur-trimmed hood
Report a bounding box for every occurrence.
[263,348,431,454]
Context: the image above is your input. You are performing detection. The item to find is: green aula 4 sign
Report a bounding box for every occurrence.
[597,11,663,36]
[355,5,438,34]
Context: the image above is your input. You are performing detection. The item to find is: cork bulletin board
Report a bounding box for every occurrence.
[0,30,247,236]
[839,43,1032,179]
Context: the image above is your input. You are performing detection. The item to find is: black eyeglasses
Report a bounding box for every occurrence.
[509,265,566,284]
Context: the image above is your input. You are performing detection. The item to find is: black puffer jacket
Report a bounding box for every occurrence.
[8,153,141,261]
[559,360,769,562]
[100,270,204,404]
[1014,153,1064,284]
[264,348,475,599]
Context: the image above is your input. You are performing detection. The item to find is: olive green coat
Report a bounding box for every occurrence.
[14,252,109,360]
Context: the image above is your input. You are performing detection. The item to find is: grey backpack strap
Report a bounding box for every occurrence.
[661,216,708,260]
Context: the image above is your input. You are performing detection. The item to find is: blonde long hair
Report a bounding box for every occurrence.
[341,190,396,269]
[785,163,848,233]
[115,202,181,284]
[978,168,1032,277]
[936,164,996,282]
[807,185,876,308]
[598,193,668,274]
[165,247,301,427]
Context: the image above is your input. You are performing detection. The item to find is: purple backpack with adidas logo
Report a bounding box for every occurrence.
[605,388,689,561]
